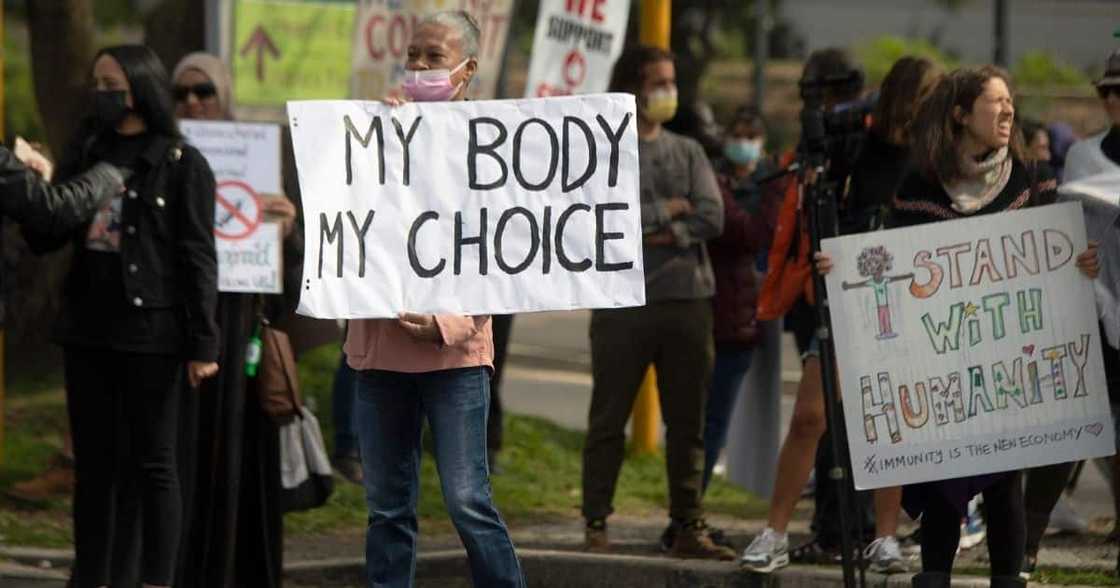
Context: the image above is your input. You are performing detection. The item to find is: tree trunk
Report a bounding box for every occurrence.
[8,0,95,347]
[26,0,96,156]
[143,0,207,74]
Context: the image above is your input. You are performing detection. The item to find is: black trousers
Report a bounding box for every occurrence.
[65,348,183,587]
[1023,461,1077,556]
[920,471,1025,576]
[489,314,514,452]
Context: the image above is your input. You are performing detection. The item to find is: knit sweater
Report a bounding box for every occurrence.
[888,158,1056,229]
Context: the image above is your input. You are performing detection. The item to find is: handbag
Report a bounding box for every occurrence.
[254,317,303,423]
[279,406,335,512]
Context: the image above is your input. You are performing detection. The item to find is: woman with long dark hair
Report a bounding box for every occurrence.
[24,44,219,588]
[884,66,1096,588]
[741,55,941,574]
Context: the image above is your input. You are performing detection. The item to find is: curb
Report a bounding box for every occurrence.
[282,548,994,588]
[2,546,1108,587]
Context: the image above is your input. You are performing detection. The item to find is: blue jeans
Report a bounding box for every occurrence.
[333,353,359,457]
[354,367,523,588]
[702,344,753,492]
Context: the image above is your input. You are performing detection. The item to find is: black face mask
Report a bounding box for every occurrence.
[93,90,130,128]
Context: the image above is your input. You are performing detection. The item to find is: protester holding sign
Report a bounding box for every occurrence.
[169,51,304,588]
[741,53,941,574]
[861,66,1100,588]
[343,12,524,587]
[22,45,219,588]
[579,45,733,560]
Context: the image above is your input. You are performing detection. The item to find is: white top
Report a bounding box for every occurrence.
[1064,131,1119,183]
[1059,130,1120,348]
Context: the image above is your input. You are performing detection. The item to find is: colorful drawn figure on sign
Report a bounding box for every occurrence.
[842,245,914,339]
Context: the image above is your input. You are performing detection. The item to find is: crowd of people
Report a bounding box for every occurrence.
[2,6,1120,588]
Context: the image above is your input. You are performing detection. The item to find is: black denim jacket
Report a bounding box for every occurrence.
[25,134,220,361]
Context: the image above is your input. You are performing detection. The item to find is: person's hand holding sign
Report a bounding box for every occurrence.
[398,312,442,342]
[261,194,297,237]
[814,251,834,275]
[14,137,54,182]
[1076,240,1100,279]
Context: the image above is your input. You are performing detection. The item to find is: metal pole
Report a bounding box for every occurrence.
[630,0,672,455]
[994,0,1008,67]
[752,0,767,106]
[206,0,235,63]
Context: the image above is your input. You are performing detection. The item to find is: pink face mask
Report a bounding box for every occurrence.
[402,59,470,102]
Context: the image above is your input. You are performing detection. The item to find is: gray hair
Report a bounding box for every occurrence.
[418,10,480,58]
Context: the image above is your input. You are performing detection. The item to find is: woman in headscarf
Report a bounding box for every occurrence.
[170,51,304,588]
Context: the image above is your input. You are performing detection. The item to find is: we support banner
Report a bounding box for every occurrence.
[182,120,284,293]
[524,0,631,97]
[287,93,644,318]
[822,203,1115,489]
[350,0,513,100]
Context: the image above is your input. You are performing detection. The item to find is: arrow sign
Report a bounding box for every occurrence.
[240,25,280,82]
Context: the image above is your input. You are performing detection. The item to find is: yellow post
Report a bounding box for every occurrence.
[1,1,6,466]
[630,0,670,455]
[640,0,671,50]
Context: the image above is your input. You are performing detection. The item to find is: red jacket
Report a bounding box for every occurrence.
[708,166,781,346]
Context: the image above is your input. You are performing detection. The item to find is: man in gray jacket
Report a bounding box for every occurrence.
[580,45,728,560]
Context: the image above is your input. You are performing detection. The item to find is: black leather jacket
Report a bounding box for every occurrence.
[0,146,127,327]
[25,134,220,361]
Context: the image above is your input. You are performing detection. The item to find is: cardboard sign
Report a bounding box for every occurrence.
[233,0,356,106]
[286,93,645,318]
[350,0,513,100]
[822,202,1115,489]
[182,120,284,293]
[525,0,631,97]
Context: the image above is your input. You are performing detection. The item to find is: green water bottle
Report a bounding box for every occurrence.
[245,322,263,377]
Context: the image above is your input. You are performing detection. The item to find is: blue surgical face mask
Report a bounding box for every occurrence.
[724,139,762,165]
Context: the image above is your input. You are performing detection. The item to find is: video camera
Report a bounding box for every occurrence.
[798,67,873,177]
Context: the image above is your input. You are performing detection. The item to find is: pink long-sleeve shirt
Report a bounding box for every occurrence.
[344,315,494,373]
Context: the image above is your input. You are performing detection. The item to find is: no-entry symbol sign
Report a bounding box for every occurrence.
[214,180,262,240]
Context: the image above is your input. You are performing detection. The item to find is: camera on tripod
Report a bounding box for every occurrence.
[798,67,872,174]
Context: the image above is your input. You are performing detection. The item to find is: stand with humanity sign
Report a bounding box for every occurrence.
[822,202,1115,489]
[287,93,644,318]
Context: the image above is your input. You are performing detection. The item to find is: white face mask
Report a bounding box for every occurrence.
[402,59,470,102]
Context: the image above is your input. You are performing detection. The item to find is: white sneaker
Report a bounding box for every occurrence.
[864,536,908,573]
[959,497,986,550]
[739,528,789,573]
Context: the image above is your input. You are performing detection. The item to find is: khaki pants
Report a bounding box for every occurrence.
[581,299,714,523]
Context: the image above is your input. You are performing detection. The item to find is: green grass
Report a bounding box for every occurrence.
[1,343,765,545]
[287,343,767,535]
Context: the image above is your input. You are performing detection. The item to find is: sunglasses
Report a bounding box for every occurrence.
[1098,85,1120,99]
[173,82,218,102]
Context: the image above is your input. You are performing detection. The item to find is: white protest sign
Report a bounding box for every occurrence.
[350,0,513,100]
[182,120,284,293]
[286,93,644,318]
[524,0,631,97]
[822,202,1115,490]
